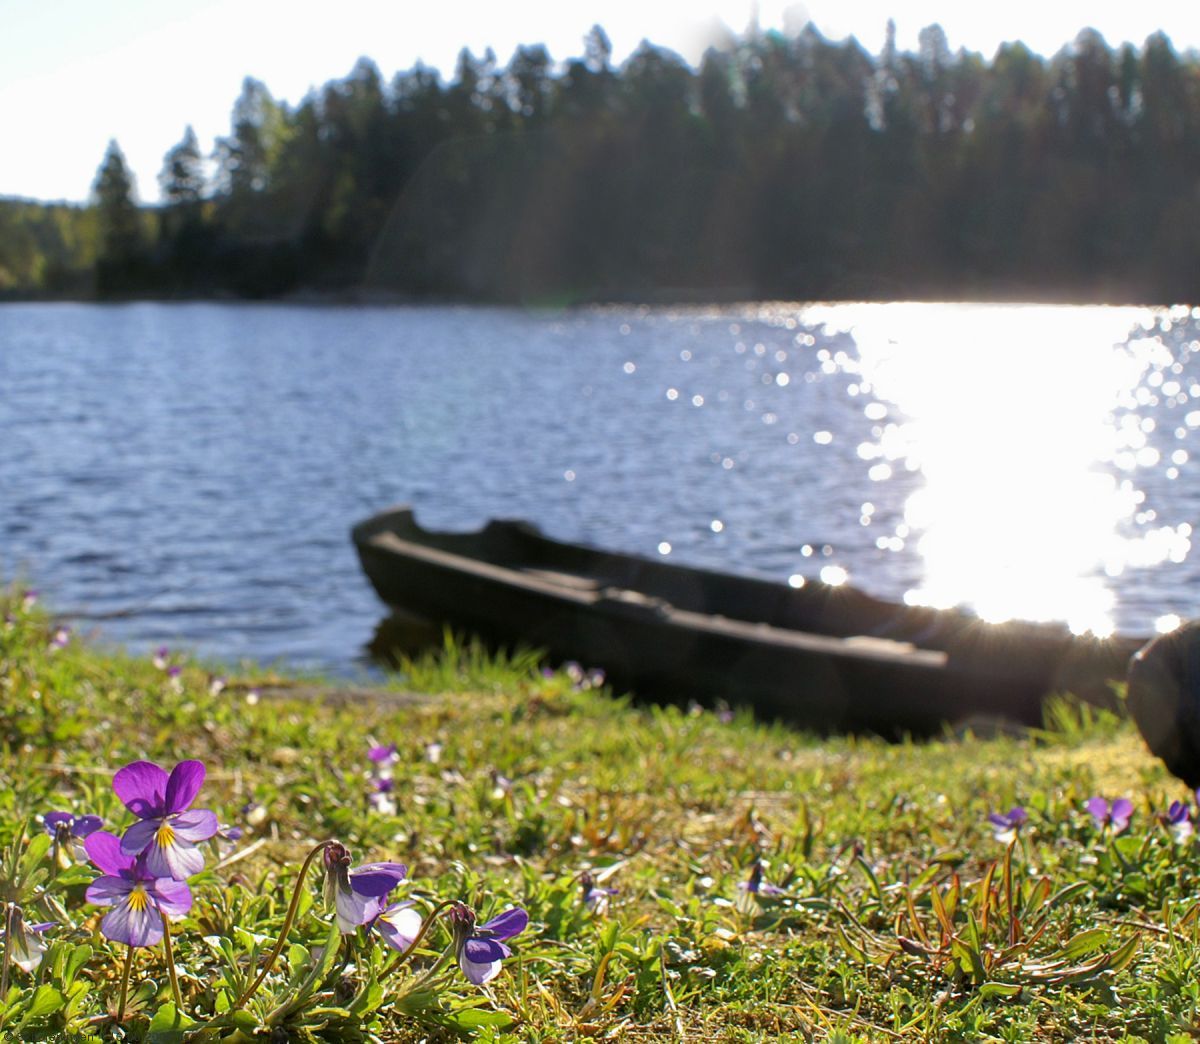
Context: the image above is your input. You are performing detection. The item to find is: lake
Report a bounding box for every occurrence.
[1,300,1196,673]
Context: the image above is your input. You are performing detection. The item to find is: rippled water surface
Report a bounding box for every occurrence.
[2,300,1197,671]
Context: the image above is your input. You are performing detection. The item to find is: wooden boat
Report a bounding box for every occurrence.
[352,506,1147,735]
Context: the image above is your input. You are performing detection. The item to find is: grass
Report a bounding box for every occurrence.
[1,588,1198,1041]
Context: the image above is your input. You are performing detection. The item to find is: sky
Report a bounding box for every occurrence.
[3,0,1200,204]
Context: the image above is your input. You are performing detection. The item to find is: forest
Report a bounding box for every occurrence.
[3,21,1200,304]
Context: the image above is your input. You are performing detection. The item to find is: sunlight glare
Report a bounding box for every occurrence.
[802,303,1167,634]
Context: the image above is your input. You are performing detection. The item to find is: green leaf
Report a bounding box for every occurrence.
[230,1008,261,1031]
[18,833,52,884]
[147,1001,198,1043]
[444,1006,515,1030]
[979,982,1023,999]
[17,984,64,1026]
[64,944,92,989]
[1056,928,1109,960]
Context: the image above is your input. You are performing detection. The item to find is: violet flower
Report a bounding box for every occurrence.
[987,806,1028,844]
[1164,800,1194,843]
[113,760,219,880]
[579,871,618,913]
[44,809,103,869]
[1086,796,1134,834]
[371,900,423,953]
[44,809,103,841]
[368,743,398,766]
[448,902,529,985]
[321,842,408,933]
[4,907,54,972]
[83,832,192,948]
[737,861,786,897]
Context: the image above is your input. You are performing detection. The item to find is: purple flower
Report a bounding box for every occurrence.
[1163,800,1194,843]
[579,872,618,913]
[737,861,786,898]
[44,810,103,841]
[44,809,104,868]
[321,842,408,933]
[371,900,423,953]
[1086,796,1134,834]
[448,902,529,985]
[987,806,1028,844]
[4,907,54,972]
[113,760,219,880]
[83,832,192,948]
[49,627,70,650]
[153,646,170,670]
[367,743,398,765]
[21,589,38,610]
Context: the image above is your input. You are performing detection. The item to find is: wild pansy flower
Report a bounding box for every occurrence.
[370,900,423,953]
[579,871,618,913]
[1086,796,1134,834]
[448,902,529,985]
[368,777,397,816]
[737,861,786,898]
[4,907,54,972]
[44,809,103,868]
[987,806,1028,844]
[152,646,170,670]
[1163,800,1194,843]
[49,627,70,650]
[214,823,244,860]
[321,842,408,933]
[368,743,398,766]
[84,832,192,948]
[114,760,219,880]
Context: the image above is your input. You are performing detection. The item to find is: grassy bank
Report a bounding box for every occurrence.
[0,589,1196,1041]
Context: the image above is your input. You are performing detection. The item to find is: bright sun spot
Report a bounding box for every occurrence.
[801,302,1186,635]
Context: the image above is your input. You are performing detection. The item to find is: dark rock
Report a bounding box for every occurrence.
[1127,622,1200,786]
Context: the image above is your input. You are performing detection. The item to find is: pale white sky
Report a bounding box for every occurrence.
[2,0,1198,203]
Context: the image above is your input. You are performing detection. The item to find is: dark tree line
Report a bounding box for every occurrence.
[6,22,1200,303]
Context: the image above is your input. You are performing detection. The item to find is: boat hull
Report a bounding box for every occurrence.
[352,507,1144,735]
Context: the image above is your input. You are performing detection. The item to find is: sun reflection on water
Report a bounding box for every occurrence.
[802,303,1195,635]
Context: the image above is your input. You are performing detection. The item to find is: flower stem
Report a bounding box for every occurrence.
[160,911,183,1011]
[0,903,14,999]
[229,840,333,1012]
[381,898,457,980]
[116,945,136,1023]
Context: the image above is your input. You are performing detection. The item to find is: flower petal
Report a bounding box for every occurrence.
[102,899,162,948]
[164,761,206,814]
[120,818,161,859]
[1084,797,1108,824]
[348,864,407,898]
[85,831,134,875]
[143,835,205,881]
[170,809,219,842]
[151,877,193,918]
[465,937,509,964]
[481,907,528,941]
[72,815,103,838]
[1111,798,1134,827]
[334,886,380,932]
[375,903,422,953]
[85,874,132,907]
[458,952,501,985]
[113,761,169,818]
[43,811,74,833]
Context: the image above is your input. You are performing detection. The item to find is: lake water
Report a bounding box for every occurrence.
[2,300,1197,673]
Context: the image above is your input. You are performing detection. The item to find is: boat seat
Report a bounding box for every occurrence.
[520,568,602,592]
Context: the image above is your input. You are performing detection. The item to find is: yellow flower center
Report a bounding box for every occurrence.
[155,822,176,848]
[127,885,150,912]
